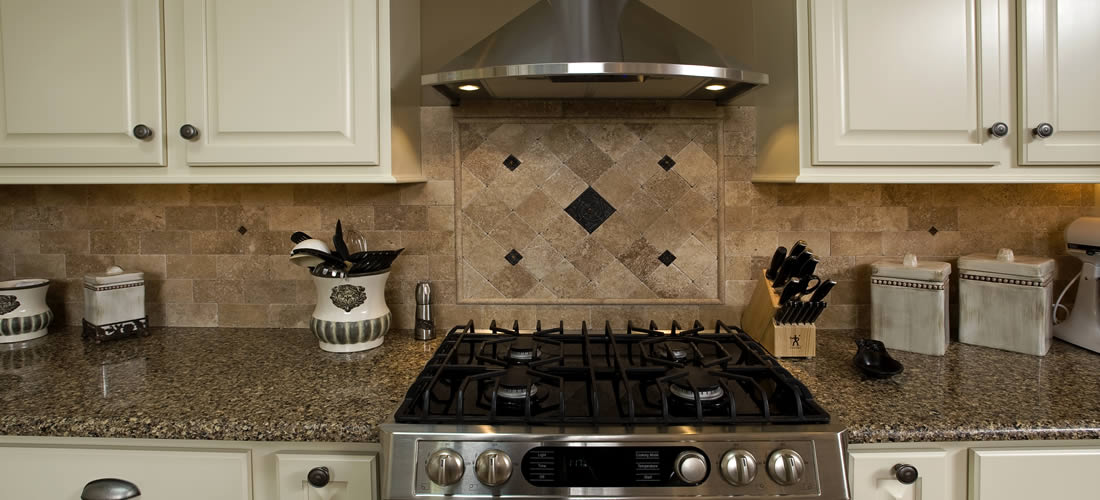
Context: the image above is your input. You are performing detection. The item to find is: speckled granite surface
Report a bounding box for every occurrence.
[1,327,1098,444]
[782,330,1100,443]
[0,327,441,443]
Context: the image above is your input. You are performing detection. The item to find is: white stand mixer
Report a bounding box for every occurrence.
[1054,217,1100,353]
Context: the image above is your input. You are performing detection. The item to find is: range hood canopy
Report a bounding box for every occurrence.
[423,0,768,104]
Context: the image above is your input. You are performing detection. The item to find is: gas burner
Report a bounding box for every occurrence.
[653,341,692,363]
[495,366,538,400]
[506,337,541,364]
[668,368,725,402]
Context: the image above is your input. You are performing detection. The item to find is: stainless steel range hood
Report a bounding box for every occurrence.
[422,0,767,104]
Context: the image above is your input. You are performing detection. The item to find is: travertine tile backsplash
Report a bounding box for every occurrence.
[0,100,1094,331]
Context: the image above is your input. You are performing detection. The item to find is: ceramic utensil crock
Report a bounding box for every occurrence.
[0,279,52,343]
[310,270,391,352]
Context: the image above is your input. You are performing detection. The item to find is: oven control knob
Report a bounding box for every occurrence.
[720,450,758,486]
[674,451,708,484]
[425,449,465,486]
[475,449,513,486]
[767,449,805,486]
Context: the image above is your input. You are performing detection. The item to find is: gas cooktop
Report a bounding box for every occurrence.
[393,320,829,426]
[382,320,849,500]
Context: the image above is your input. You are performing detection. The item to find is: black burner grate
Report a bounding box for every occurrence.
[393,319,830,426]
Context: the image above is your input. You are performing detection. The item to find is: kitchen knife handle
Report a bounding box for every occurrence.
[778,278,803,303]
[789,240,808,258]
[772,255,800,287]
[801,274,822,294]
[809,302,827,323]
[810,280,837,302]
[765,246,787,281]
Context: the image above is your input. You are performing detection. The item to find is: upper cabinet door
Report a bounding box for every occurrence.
[180,0,381,166]
[1020,0,1100,164]
[810,0,1009,165]
[0,0,164,166]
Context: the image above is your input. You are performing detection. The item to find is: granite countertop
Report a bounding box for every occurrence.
[782,330,1100,443]
[1,327,1098,444]
[0,327,443,443]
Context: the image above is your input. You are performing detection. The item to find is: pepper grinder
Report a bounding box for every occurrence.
[414,281,434,340]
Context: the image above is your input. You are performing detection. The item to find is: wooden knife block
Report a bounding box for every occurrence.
[741,270,816,358]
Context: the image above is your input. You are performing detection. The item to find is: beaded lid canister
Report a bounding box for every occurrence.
[83,266,150,343]
[870,254,952,356]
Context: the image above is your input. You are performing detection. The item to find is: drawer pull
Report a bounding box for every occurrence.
[81,478,141,500]
[308,466,331,488]
[892,463,918,484]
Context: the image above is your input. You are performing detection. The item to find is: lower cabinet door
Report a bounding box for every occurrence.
[848,449,953,500]
[0,446,250,500]
[276,452,378,500]
[970,447,1100,500]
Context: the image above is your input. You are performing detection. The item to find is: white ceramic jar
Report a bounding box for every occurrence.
[310,271,391,352]
[958,249,1055,355]
[83,266,149,342]
[0,279,52,343]
[870,254,952,356]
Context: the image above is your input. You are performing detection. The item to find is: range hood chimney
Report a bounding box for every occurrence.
[422,0,767,104]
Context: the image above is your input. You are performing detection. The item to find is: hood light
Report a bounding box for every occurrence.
[458,84,481,92]
[705,84,727,91]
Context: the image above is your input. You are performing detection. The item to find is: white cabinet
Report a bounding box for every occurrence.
[181,0,380,166]
[1019,0,1100,165]
[0,0,422,183]
[0,445,251,500]
[0,0,164,166]
[810,0,1009,166]
[276,452,379,500]
[848,449,957,500]
[969,447,1100,500]
[752,0,1100,183]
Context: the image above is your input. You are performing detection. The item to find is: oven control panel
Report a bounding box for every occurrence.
[521,446,709,487]
[410,439,826,499]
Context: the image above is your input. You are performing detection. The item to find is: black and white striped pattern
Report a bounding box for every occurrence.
[310,313,390,346]
[0,310,53,336]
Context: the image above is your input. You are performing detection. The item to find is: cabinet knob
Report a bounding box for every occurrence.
[132,124,153,140]
[81,478,141,500]
[307,466,331,488]
[989,122,1009,138]
[179,124,200,140]
[1033,122,1054,138]
[893,463,918,484]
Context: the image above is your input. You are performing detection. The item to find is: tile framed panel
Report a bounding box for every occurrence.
[455,118,724,304]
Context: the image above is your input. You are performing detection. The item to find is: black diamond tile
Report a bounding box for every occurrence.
[928,226,939,236]
[658,155,676,171]
[658,250,676,266]
[237,226,248,235]
[564,187,616,234]
[503,154,522,171]
[505,249,523,265]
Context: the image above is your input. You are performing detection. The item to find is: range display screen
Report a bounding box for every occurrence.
[521,446,707,487]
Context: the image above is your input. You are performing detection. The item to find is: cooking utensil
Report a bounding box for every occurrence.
[765,246,787,281]
[810,280,836,302]
[347,249,405,275]
[853,339,904,379]
[291,232,312,244]
[292,238,332,256]
[772,254,802,288]
[778,277,804,303]
[797,258,822,293]
[808,302,827,323]
[290,248,344,267]
[789,240,808,259]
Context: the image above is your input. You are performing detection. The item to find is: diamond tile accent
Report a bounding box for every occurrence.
[564,187,616,234]
[928,226,939,236]
[505,248,523,265]
[457,120,720,303]
[237,226,248,235]
[658,250,676,266]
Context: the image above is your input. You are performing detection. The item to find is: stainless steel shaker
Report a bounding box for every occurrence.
[414,281,434,340]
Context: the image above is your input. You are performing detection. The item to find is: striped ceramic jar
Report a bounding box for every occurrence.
[310,271,391,352]
[0,279,52,343]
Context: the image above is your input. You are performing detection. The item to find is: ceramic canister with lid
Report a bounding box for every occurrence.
[958,249,1056,356]
[83,266,150,342]
[870,254,952,356]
